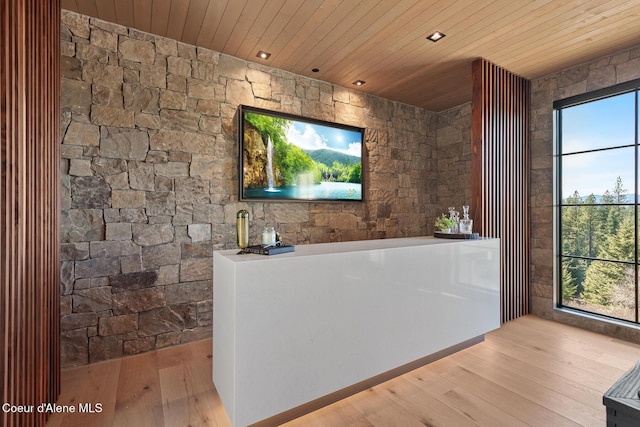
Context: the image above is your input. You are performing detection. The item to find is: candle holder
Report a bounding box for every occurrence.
[261,226,276,247]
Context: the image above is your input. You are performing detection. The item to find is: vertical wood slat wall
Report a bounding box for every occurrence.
[1,1,61,426]
[471,59,530,323]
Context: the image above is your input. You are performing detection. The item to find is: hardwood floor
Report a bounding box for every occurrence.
[47,315,640,426]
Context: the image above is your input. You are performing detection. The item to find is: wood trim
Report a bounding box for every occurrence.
[1,1,61,426]
[471,59,484,234]
[471,58,530,323]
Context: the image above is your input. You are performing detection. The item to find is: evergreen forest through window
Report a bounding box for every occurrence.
[557,85,640,323]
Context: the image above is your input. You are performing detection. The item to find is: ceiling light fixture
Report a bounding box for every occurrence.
[256,50,271,60]
[426,31,446,42]
[353,80,366,86]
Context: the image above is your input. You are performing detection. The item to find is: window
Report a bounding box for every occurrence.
[555,80,640,324]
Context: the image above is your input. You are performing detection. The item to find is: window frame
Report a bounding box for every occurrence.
[554,78,640,324]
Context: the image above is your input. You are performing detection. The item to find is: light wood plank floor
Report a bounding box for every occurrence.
[47,315,640,426]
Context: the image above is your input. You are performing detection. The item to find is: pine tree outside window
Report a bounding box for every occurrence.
[555,79,640,324]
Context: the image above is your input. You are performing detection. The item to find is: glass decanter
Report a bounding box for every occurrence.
[448,206,460,233]
[459,205,473,234]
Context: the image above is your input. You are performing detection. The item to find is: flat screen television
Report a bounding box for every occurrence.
[239,105,365,202]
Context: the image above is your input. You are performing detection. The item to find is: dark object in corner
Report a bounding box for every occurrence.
[434,232,480,239]
[603,360,640,427]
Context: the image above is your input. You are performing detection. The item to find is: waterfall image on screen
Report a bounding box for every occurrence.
[264,135,278,193]
[239,106,364,201]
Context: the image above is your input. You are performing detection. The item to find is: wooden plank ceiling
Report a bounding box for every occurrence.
[61,0,640,112]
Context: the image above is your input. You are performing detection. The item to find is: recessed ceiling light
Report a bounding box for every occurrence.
[256,50,271,60]
[353,80,366,86]
[426,31,446,42]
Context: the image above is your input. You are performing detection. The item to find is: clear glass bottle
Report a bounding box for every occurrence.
[448,206,460,233]
[236,210,249,250]
[459,205,473,234]
[261,226,276,246]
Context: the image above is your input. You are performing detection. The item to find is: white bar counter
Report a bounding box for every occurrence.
[213,236,500,426]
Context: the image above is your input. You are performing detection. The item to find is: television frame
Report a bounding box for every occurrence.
[238,105,365,202]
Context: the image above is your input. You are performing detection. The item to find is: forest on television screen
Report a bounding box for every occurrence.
[244,112,361,188]
[561,176,637,319]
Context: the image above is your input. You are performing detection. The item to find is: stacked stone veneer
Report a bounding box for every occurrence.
[434,102,472,213]
[530,44,640,342]
[59,11,438,366]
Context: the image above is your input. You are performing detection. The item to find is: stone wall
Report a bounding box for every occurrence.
[59,11,438,367]
[434,102,472,216]
[530,44,640,342]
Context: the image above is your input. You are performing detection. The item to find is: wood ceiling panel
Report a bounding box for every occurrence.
[432,0,554,58]
[94,0,117,23]
[456,0,585,69]
[393,0,550,70]
[269,0,345,70]
[132,0,153,33]
[150,0,171,37]
[181,0,210,45]
[61,0,640,111]
[266,0,329,68]
[207,0,248,52]
[244,0,308,61]
[321,0,481,89]
[324,0,463,80]
[221,0,269,57]
[75,0,98,17]
[281,0,367,73]
[380,61,473,112]
[113,0,134,29]
[288,0,384,73]
[489,0,640,77]
[293,0,426,79]
[482,0,624,63]
[325,0,537,94]
[166,0,190,41]
[513,13,640,79]
[194,0,222,47]
[194,0,220,47]
[61,0,78,12]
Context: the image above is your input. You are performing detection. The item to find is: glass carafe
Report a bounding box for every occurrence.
[448,206,460,233]
[459,205,473,234]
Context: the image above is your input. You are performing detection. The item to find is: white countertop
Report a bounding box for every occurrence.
[215,235,492,262]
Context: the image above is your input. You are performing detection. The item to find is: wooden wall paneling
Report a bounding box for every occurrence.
[165,0,190,43]
[181,0,209,46]
[94,0,117,24]
[113,0,134,29]
[472,59,530,323]
[75,0,98,18]
[149,0,171,38]
[132,0,152,33]
[221,0,263,57]
[1,0,61,426]
[470,60,484,234]
[194,0,222,48]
